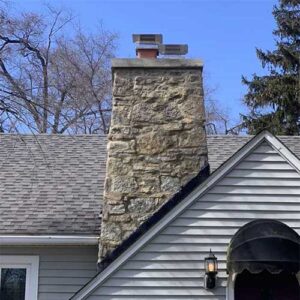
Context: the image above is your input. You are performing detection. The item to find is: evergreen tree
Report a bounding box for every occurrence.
[242,0,300,135]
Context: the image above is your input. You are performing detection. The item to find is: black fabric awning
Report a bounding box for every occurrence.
[227,219,300,274]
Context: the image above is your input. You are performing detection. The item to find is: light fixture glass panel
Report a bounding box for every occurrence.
[208,261,216,272]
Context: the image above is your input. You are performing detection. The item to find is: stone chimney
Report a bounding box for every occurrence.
[99,48,208,258]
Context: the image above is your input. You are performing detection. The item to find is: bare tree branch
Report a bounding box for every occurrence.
[0,2,117,134]
[203,73,242,135]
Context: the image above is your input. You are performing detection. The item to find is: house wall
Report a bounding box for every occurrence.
[0,245,98,300]
[88,141,300,299]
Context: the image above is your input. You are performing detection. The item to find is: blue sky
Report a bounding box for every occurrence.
[14,0,278,126]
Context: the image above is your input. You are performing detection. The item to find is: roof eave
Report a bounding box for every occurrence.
[0,235,99,246]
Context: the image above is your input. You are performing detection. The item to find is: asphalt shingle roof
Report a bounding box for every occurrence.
[1,134,300,235]
[0,134,107,235]
[207,135,300,171]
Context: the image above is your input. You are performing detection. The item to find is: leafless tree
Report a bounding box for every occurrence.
[0,2,117,134]
[204,76,243,135]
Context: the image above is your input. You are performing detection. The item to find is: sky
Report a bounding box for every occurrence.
[12,0,278,127]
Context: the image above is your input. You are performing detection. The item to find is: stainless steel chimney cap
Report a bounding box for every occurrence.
[132,34,163,44]
[159,44,188,55]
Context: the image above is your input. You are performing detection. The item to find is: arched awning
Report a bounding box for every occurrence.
[227,219,300,274]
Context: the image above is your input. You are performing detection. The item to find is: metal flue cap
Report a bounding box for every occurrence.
[159,44,188,55]
[132,34,163,44]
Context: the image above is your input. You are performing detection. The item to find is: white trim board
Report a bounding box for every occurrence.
[70,130,300,300]
[0,235,99,246]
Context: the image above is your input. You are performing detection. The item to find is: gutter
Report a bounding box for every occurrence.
[0,235,99,246]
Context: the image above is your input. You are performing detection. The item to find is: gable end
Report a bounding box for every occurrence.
[71,131,300,300]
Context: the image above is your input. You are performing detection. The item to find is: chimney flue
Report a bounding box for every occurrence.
[136,46,159,59]
[133,34,162,59]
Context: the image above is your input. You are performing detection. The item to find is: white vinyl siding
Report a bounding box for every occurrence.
[88,141,300,300]
[0,246,98,300]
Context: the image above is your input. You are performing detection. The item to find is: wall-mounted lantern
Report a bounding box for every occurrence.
[204,249,218,289]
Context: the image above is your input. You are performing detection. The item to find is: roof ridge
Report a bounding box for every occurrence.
[207,135,252,138]
[207,134,300,138]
